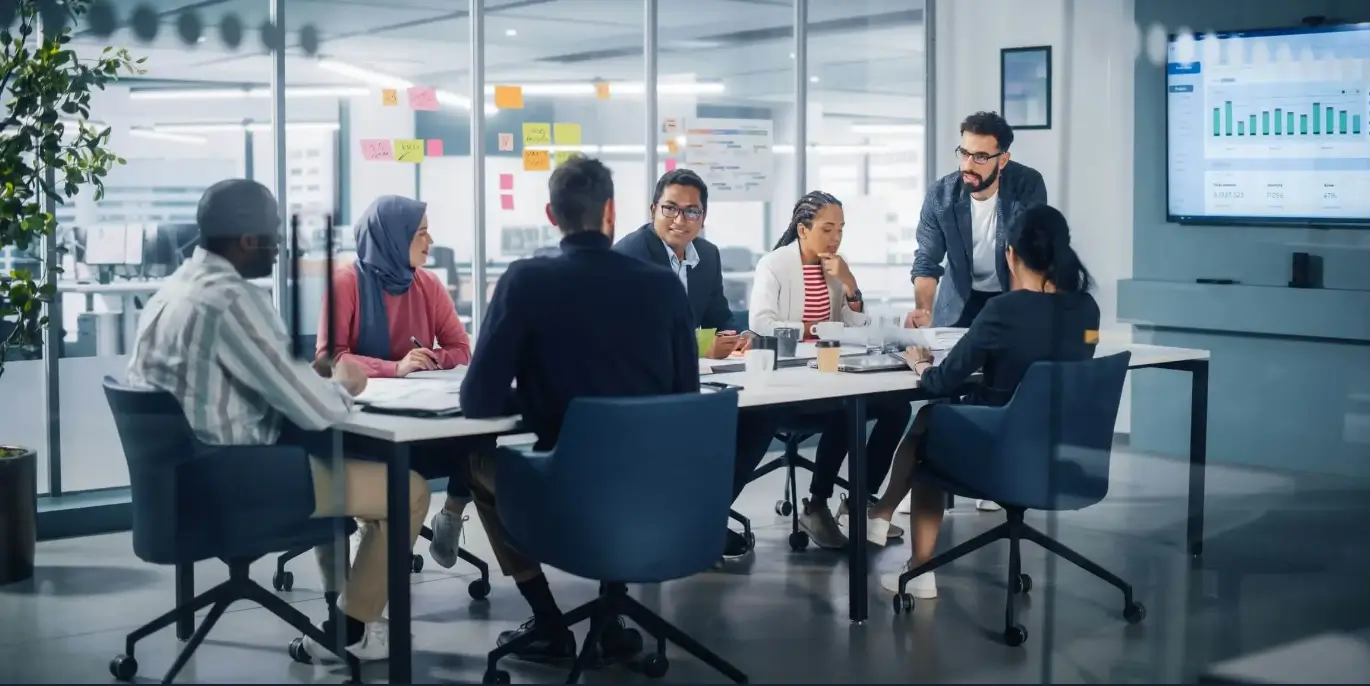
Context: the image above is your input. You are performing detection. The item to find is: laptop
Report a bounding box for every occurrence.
[808,352,911,373]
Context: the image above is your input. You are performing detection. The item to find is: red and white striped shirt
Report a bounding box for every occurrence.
[801,264,831,324]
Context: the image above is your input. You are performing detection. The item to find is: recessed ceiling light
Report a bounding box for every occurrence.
[505,29,517,37]
[809,76,819,83]
[789,53,796,59]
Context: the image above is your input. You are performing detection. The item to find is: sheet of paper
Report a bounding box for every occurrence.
[355,377,452,404]
[494,85,524,109]
[498,133,515,152]
[360,139,394,161]
[553,122,582,145]
[523,149,550,171]
[394,139,424,163]
[407,86,438,111]
[407,367,469,381]
[522,122,551,146]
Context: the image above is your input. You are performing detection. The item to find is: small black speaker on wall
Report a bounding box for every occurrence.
[1289,252,1323,289]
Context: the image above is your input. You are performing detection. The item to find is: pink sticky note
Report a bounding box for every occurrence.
[665,158,678,172]
[426,139,444,157]
[499,173,514,191]
[498,133,514,152]
[360,139,394,161]
[500,194,515,211]
[407,86,438,111]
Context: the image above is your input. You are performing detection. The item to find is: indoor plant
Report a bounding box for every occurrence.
[1,0,141,584]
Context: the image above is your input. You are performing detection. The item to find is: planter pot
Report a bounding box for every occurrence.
[0,446,37,585]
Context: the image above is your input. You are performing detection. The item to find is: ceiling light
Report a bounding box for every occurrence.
[130,128,210,144]
[129,86,369,100]
[810,76,819,83]
[150,121,342,134]
[505,29,517,37]
[850,124,925,135]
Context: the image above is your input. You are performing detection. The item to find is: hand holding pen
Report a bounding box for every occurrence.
[397,336,440,377]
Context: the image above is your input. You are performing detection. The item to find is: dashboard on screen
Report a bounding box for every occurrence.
[1166,23,1370,226]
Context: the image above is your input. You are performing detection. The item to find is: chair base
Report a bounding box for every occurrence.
[752,439,876,551]
[110,558,361,684]
[484,583,748,684]
[273,524,493,600]
[890,508,1146,645]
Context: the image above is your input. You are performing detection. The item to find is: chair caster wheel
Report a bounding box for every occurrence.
[109,654,138,681]
[1012,572,1032,594]
[892,593,913,613]
[1003,624,1028,647]
[411,554,424,573]
[468,578,491,600]
[745,531,756,552]
[272,570,294,592]
[642,653,669,679]
[288,637,313,664]
[775,500,793,516]
[483,668,511,683]
[1124,601,1146,624]
[788,530,809,551]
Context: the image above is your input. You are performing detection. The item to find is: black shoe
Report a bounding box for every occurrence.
[723,529,751,558]
[497,617,576,664]
[597,616,644,665]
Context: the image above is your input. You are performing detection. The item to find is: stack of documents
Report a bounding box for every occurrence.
[910,327,967,351]
[355,378,463,417]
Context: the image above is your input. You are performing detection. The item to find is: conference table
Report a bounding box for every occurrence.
[335,340,1211,684]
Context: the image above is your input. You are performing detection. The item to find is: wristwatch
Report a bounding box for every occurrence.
[845,288,864,304]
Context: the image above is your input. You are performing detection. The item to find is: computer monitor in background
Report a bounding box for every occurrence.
[83,225,130,266]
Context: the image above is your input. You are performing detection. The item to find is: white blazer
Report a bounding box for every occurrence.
[748,243,870,335]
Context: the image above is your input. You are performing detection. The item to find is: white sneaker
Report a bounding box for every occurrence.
[298,620,390,663]
[867,517,893,546]
[976,500,1002,512]
[837,495,904,539]
[428,508,466,569]
[896,493,912,514]
[880,562,937,599]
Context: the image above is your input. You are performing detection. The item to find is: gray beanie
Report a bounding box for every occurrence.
[196,179,281,238]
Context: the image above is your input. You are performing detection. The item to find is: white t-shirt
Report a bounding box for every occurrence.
[969,193,1001,292]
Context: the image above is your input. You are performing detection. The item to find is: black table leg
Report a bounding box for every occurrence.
[175,562,194,640]
[387,443,413,684]
[846,396,868,624]
[1187,360,1209,558]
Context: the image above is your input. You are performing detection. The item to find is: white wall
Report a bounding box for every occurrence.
[933,0,1137,432]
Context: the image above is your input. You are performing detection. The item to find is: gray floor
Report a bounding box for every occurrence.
[3,446,1370,684]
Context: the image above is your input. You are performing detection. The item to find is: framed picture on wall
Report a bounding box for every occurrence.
[1000,46,1052,130]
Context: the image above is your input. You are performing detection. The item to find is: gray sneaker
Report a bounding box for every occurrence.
[799,498,849,549]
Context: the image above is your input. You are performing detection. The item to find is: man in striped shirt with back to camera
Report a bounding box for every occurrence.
[125,178,432,664]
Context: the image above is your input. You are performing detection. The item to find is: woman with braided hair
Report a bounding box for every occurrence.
[748,191,914,550]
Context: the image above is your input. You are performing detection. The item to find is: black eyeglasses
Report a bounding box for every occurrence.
[659,204,704,221]
[955,146,1004,165]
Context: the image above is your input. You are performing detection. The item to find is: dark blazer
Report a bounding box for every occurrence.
[911,160,1049,326]
[921,290,1101,406]
[460,231,699,450]
[613,223,740,332]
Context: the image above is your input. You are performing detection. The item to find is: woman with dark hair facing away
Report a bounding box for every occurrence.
[317,195,480,571]
[749,191,914,550]
[868,204,1100,600]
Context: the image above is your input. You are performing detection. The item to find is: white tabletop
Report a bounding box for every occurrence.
[335,342,1208,445]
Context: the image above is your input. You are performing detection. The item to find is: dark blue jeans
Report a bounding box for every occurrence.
[277,421,482,500]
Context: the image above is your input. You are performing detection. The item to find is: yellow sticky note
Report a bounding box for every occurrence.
[595,81,610,100]
[665,139,679,154]
[494,85,524,109]
[553,123,582,146]
[554,151,576,166]
[522,122,551,146]
[394,139,425,163]
[381,89,398,107]
[523,149,550,171]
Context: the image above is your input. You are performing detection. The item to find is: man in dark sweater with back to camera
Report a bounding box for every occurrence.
[459,155,699,664]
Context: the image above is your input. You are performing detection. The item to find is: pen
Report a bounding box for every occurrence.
[409,336,425,349]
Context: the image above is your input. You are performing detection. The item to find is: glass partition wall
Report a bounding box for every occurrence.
[23,0,931,534]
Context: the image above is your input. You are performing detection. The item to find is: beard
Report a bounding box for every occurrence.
[962,164,1000,193]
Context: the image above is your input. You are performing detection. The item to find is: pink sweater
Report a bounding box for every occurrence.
[318,266,472,378]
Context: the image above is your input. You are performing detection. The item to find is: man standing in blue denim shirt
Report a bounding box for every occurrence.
[907,111,1048,329]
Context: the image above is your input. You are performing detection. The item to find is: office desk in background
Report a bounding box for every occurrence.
[334,341,1211,684]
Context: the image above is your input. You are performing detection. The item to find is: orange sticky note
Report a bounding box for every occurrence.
[394,139,424,163]
[500,194,514,211]
[499,173,514,190]
[498,132,514,152]
[1085,330,1100,344]
[595,81,610,100]
[360,139,393,161]
[407,86,438,111]
[426,139,444,157]
[665,139,679,154]
[522,149,550,171]
[381,89,398,107]
[494,85,524,109]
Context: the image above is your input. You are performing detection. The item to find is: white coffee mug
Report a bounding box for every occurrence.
[813,321,845,341]
[744,348,777,373]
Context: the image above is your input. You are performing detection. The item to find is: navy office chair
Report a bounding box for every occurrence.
[750,426,879,551]
[890,353,1146,645]
[101,377,361,683]
[484,393,749,684]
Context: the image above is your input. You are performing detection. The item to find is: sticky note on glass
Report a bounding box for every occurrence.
[523,149,550,171]
[522,122,551,146]
[426,139,444,157]
[665,139,679,154]
[498,132,514,152]
[499,173,514,190]
[407,86,438,111]
[394,139,425,163]
[500,194,514,211]
[494,85,524,109]
[360,139,394,161]
[595,82,610,100]
[554,151,576,166]
[665,158,678,172]
[553,123,582,146]
[381,89,398,107]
